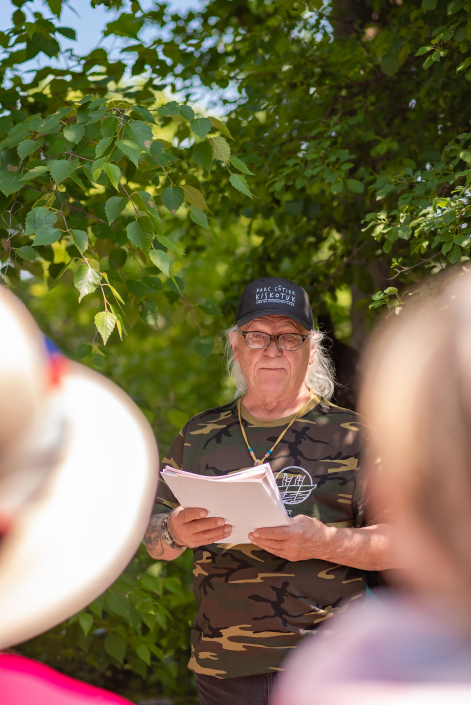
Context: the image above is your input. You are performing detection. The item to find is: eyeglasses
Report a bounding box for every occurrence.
[237,329,311,351]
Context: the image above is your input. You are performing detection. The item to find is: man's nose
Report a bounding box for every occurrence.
[264,338,282,356]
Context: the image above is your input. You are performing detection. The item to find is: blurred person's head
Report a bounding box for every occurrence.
[360,270,471,624]
[0,287,158,650]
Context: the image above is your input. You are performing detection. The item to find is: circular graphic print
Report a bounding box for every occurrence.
[275,466,317,505]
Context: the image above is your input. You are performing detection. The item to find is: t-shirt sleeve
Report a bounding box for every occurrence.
[151,426,186,516]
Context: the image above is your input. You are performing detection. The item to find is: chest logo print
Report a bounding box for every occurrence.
[275,466,317,505]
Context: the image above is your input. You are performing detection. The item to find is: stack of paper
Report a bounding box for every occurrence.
[162,463,291,544]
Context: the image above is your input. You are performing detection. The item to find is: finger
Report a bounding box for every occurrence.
[187,517,228,534]
[249,535,285,550]
[252,526,291,540]
[178,507,208,523]
[187,525,232,547]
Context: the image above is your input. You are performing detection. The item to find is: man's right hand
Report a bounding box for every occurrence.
[170,507,232,548]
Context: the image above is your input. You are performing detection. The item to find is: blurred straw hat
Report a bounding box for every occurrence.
[0,287,158,650]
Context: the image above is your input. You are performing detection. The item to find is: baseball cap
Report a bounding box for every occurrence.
[235,277,314,330]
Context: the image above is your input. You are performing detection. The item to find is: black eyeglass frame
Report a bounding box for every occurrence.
[237,329,311,351]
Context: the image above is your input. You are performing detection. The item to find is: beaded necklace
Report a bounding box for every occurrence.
[237,390,313,466]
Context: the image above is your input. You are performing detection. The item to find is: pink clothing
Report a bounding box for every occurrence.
[0,653,132,705]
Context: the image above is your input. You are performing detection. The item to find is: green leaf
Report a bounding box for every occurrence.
[0,169,24,195]
[398,224,412,240]
[127,279,149,298]
[75,344,92,359]
[193,141,213,172]
[199,298,222,316]
[190,118,211,140]
[95,136,113,158]
[157,101,180,117]
[229,173,253,199]
[126,120,153,151]
[415,46,433,57]
[15,246,37,261]
[132,105,156,123]
[192,336,215,358]
[116,139,140,168]
[74,264,101,302]
[25,207,56,235]
[447,0,464,13]
[179,104,195,121]
[17,138,43,160]
[78,612,93,637]
[161,185,185,214]
[189,206,209,230]
[47,0,63,18]
[135,644,151,666]
[71,229,88,254]
[105,196,127,224]
[101,116,119,137]
[34,225,60,246]
[230,156,255,175]
[49,158,80,185]
[155,234,182,254]
[56,26,76,40]
[422,0,438,10]
[139,301,160,326]
[137,191,161,219]
[448,244,462,262]
[63,123,84,145]
[346,179,364,193]
[95,311,117,345]
[209,116,234,140]
[183,185,208,211]
[331,180,344,195]
[149,248,170,277]
[126,217,154,250]
[104,634,126,665]
[70,171,86,191]
[209,135,231,163]
[19,166,49,182]
[380,53,400,77]
[103,163,121,191]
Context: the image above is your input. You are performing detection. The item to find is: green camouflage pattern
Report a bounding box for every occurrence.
[153,396,370,679]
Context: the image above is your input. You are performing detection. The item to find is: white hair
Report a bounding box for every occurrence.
[223,324,335,400]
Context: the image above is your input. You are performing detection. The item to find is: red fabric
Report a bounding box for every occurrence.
[0,653,132,705]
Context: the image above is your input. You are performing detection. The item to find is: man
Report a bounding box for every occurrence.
[144,276,394,705]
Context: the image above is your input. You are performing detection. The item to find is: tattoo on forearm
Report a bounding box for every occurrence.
[144,514,167,557]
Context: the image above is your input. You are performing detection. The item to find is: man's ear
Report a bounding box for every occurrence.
[309,342,317,366]
[230,331,239,362]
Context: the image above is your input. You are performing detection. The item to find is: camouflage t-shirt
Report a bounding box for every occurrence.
[153,395,370,679]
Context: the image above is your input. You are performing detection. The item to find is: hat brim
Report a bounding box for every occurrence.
[236,308,313,330]
[0,363,158,650]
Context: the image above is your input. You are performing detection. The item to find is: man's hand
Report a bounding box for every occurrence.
[170,507,232,548]
[249,515,331,562]
[249,516,395,570]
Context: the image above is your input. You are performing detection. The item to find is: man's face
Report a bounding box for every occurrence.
[231,315,316,399]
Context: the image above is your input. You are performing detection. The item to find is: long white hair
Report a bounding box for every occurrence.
[223,324,335,400]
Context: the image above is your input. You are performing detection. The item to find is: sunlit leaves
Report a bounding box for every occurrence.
[230,156,254,175]
[189,206,209,230]
[161,185,184,214]
[74,264,101,302]
[95,136,113,158]
[193,141,213,172]
[95,310,117,345]
[209,116,233,140]
[105,196,127,224]
[63,123,84,144]
[190,117,211,140]
[49,158,80,185]
[103,163,121,190]
[71,229,88,254]
[183,185,208,211]
[126,120,153,151]
[229,173,253,198]
[25,207,56,235]
[126,217,153,250]
[149,248,170,276]
[116,139,140,168]
[209,135,230,163]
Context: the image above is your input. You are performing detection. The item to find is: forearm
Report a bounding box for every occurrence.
[317,523,395,571]
[144,513,184,561]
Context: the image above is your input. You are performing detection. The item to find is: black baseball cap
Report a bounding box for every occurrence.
[235,277,314,330]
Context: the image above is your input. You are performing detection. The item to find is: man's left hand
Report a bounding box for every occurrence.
[249,515,333,562]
